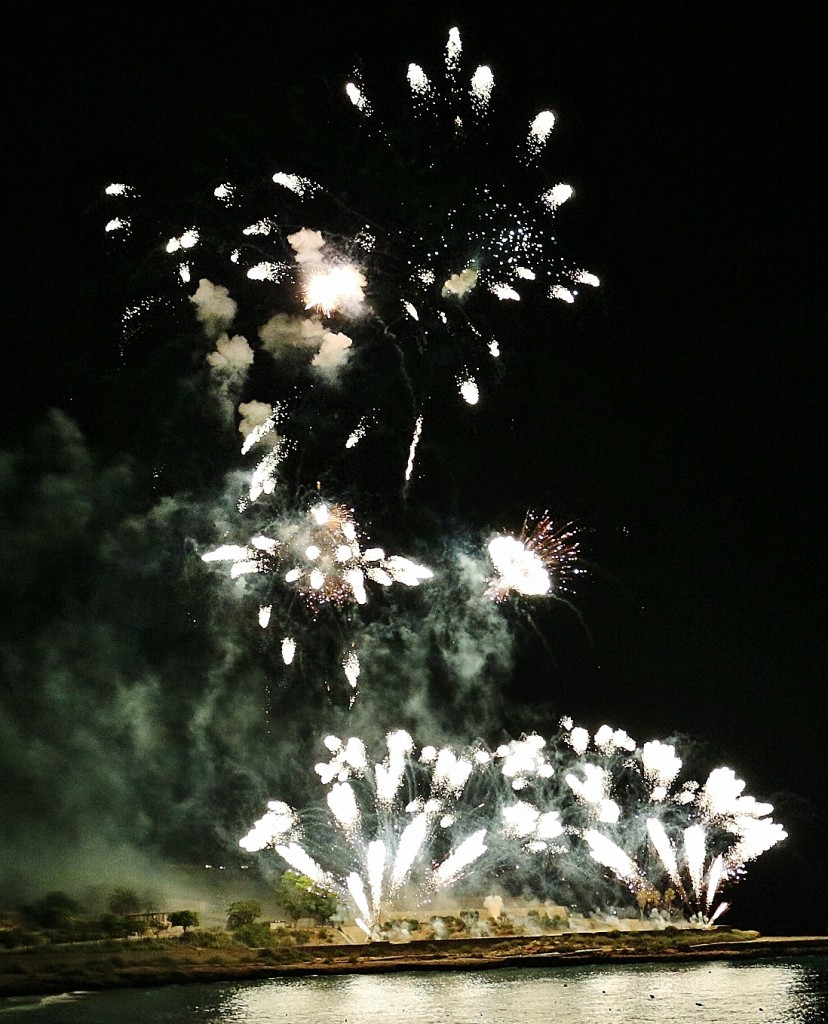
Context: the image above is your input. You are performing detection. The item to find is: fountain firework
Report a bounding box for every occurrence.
[489,720,787,923]
[240,730,488,938]
[242,719,785,931]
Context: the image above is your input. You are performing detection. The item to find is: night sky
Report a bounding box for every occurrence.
[3,4,825,935]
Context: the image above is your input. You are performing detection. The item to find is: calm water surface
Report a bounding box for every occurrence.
[3,958,827,1023]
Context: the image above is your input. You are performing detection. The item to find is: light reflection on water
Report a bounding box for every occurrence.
[3,958,827,1023]
[220,960,827,1024]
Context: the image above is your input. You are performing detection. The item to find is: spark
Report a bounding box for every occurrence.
[446,27,462,76]
[526,111,556,157]
[205,503,433,613]
[407,64,432,98]
[165,228,199,253]
[404,415,424,482]
[213,183,235,203]
[242,219,273,236]
[550,284,575,303]
[470,66,494,113]
[246,262,289,282]
[541,184,574,212]
[281,637,296,665]
[345,415,371,449]
[243,732,486,934]
[489,283,521,301]
[345,81,371,115]
[272,171,319,196]
[457,375,479,405]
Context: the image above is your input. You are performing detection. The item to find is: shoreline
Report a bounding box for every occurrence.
[2,934,827,998]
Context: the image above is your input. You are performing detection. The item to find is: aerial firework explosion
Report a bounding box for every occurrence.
[100,26,784,928]
[486,513,580,600]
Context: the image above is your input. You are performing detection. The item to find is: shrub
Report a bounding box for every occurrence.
[180,928,238,948]
[233,922,278,948]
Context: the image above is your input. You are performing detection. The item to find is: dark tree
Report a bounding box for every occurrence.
[21,891,80,928]
[226,899,262,929]
[169,909,200,933]
[107,887,142,916]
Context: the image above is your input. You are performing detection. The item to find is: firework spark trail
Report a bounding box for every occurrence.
[240,730,489,936]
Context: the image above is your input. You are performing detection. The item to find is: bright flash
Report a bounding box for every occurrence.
[304,266,366,315]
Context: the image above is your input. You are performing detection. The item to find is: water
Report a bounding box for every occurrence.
[2,958,827,1023]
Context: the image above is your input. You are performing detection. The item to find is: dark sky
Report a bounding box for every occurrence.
[3,4,825,934]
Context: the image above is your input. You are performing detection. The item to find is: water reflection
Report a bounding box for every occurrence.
[219,960,824,1024]
[3,959,827,1023]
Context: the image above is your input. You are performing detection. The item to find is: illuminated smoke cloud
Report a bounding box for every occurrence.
[258,313,354,377]
[312,332,353,375]
[206,334,254,376]
[237,400,275,441]
[287,228,326,264]
[441,267,479,298]
[189,279,237,338]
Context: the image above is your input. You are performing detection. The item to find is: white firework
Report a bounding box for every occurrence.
[240,731,488,937]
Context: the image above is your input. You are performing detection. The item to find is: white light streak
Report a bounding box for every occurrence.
[404,415,423,482]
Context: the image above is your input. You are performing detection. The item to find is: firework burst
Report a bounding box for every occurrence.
[203,499,433,612]
[486,513,580,600]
